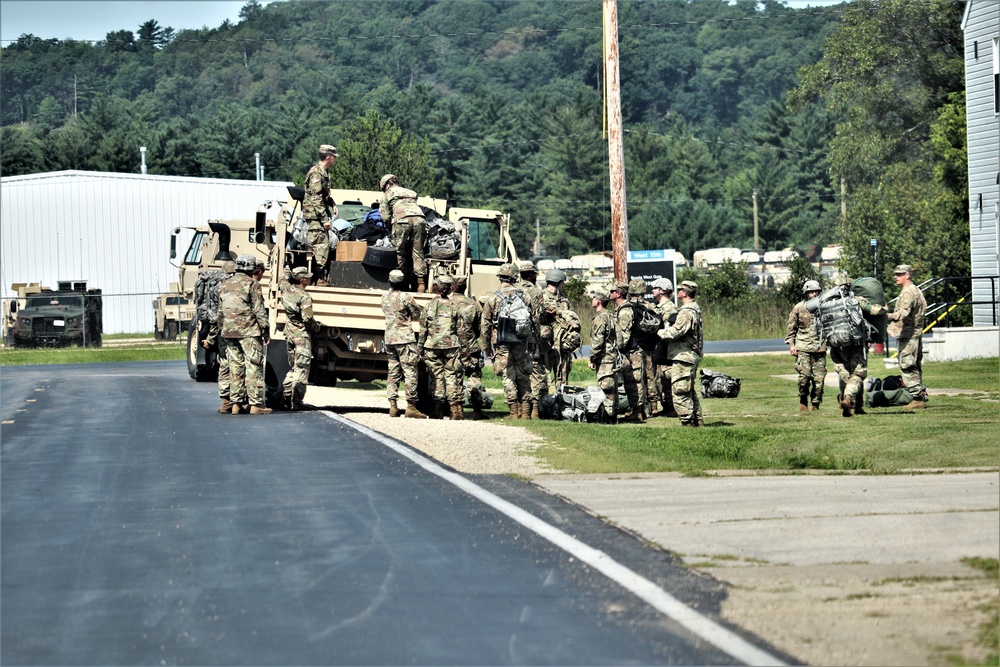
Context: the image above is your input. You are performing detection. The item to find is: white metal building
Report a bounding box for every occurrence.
[1,170,293,334]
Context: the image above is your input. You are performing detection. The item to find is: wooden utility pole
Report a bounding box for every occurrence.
[604,0,628,282]
[752,188,759,251]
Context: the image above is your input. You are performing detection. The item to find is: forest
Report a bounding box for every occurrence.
[0,0,970,287]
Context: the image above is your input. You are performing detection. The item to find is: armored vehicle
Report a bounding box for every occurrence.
[5,280,103,348]
[152,283,195,340]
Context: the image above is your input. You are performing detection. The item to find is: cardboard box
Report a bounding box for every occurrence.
[336,241,368,262]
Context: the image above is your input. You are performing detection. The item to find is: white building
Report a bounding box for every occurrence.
[1,170,293,333]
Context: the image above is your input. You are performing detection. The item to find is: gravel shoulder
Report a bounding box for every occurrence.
[305,384,999,666]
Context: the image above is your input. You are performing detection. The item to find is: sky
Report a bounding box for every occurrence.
[1,0,846,43]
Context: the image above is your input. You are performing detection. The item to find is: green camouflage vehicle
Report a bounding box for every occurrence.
[5,280,103,348]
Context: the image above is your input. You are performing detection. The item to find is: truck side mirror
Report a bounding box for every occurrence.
[170,231,177,260]
[9,301,17,314]
[254,211,266,244]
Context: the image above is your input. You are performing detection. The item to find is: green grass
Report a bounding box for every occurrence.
[1,344,185,365]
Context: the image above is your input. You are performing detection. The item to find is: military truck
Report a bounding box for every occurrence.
[4,280,103,348]
[152,283,195,340]
[171,188,519,404]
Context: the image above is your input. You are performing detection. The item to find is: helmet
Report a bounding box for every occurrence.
[235,254,257,272]
[546,268,568,284]
[292,266,312,281]
[518,260,536,275]
[496,263,516,280]
[388,269,405,284]
[379,174,396,191]
[627,278,647,296]
[651,277,673,292]
[831,274,851,287]
[435,274,453,287]
[453,274,468,286]
[802,280,821,294]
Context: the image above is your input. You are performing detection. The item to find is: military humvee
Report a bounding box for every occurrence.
[5,280,103,348]
[152,283,195,340]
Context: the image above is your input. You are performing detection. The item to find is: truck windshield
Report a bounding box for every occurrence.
[184,232,206,265]
[26,295,83,308]
[165,297,189,305]
[466,218,500,261]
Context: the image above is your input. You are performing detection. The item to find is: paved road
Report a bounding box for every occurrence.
[1,362,789,666]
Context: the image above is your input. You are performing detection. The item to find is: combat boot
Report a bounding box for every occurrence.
[232,403,249,415]
[527,400,537,420]
[389,399,401,418]
[405,404,428,419]
[316,279,331,287]
[250,405,272,415]
[218,399,233,414]
[840,394,853,418]
[450,404,465,421]
[416,277,427,293]
[854,405,867,415]
[648,402,659,418]
[904,398,926,410]
[799,403,809,412]
[811,404,820,411]
[696,418,705,427]
[520,401,532,419]
[504,402,519,420]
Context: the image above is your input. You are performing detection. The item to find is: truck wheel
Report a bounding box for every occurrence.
[264,341,290,409]
[84,322,102,347]
[165,321,179,341]
[187,325,217,381]
[154,325,163,341]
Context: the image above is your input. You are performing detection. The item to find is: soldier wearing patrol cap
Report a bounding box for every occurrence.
[588,285,623,423]
[379,174,428,292]
[419,274,465,420]
[303,145,339,286]
[544,268,577,387]
[650,277,678,418]
[218,253,271,415]
[888,264,928,408]
[204,260,238,413]
[279,266,319,410]
[785,279,827,412]
[657,280,703,426]
[382,269,427,418]
[609,280,642,421]
[518,260,548,417]
[480,263,537,419]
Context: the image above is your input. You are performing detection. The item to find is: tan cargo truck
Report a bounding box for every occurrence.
[171,188,519,405]
[152,283,196,340]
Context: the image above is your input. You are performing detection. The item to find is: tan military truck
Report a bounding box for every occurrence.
[172,188,519,405]
[152,283,196,340]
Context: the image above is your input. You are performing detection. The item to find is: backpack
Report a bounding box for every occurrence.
[631,303,663,352]
[426,217,461,260]
[538,385,629,422]
[700,369,741,398]
[553,307,583,353]
[864,376,913,407]
[495,288,533,344]
[194,270,227,324]
[288,214,309,249]
[348,212,389,245]
[807,286,868,348]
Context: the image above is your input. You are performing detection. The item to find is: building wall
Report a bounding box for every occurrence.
[1,170,292,333]
[963,1,1000,326]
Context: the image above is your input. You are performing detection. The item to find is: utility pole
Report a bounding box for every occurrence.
[604,0,628,282]
[752,188,759,251]
[255,153,261,181]
[841,177,847,235]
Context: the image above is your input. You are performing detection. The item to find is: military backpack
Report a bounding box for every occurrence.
[495,289,533,344]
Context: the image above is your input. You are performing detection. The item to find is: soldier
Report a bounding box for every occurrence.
[610,280,644,422]
[887,264,928,409]
[650,277,678,418]
[218,253,271,415]
[826,275,874,418]
[588,286,621,423]
[202,260,236,413]
[303,144,339,286]
[785,279,827,412]
[280,266,320,411]
[379,174,428,293]
[518,260,548,418]
[657,280,704,427]
[543,269,576,388]
[419,274,465,420]
[481,263,537,419]
[381,269,427,419]
[451,274,487,419]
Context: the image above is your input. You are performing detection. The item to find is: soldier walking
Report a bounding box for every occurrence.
[825,275,881,418]
[419,274,465,420]
[657,280,704,427]
[379,174,428,292]
[218,254,271,415]
[610,280,644,422]
[786,280,827,412]
[451,274,487,419]
[481,264,537,419]
[887,264,928,409]
[303,145,339,286]
[650,277,677,418]
[588,286,623,423]
[280,266,320,410]
[381,269,427,418]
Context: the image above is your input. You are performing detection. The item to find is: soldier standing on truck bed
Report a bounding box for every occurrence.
[304,144,339,286]
[419,274,466,420]
[379,174,428,293]
[280,266,320,411]
[381,270,427,419]
[202,260,236,413]
[218,254,271,415]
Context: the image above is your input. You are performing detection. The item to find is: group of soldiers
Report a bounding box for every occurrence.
[785,264,927,417]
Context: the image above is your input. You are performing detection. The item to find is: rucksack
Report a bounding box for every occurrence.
[194,270,227,324]
[348,213,389,245]
[700,369,741,398]
[538,385,629,422]
[807,286,868,348]
[495,288,533,344]
[631,303,663,352]
[426,217,461,260]
[864,375,913,407]
[553,307,583,353]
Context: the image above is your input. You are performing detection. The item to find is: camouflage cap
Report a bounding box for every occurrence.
[678,280,698,294]
[235,254,257,271]
[518,260,537,274]
[319,144,338,157]
[893,264,911,275]
[435,274,453,286]
[388,269,406,283]
[591,286,611,301]
[453,274,468,285]
[610,280,628,294]
[291,266,312,280]
[651,277,673,292]
[831,273,851,287]
[379,174,397,190]
[627,278,647,296]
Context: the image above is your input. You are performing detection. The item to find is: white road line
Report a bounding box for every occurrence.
[324,412,787,667]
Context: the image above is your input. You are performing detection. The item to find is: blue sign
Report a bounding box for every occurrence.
[628,249,672,262]
[870,238,878,246]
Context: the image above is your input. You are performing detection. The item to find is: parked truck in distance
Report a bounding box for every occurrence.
[3,280,103,348]
[171,188,519,405]
[152,283,195,340]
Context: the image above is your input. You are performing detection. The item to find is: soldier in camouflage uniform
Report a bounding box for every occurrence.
[826,275,872,418]
[381,269,427,419]
[650,277,678,418]
[588,286,622,423]
[202,260,236,413]
[543,269,575,387]
[280,266,319,410]
[481,264,538,419]
[657,280,704,427]
[518,261,548,418]
[379,174,428,293]
[887,264,928,409]
[451,274,486,419]
[785,280,827,412]
[419,274,465,420]
[610,280,645,422]
[303,145,339,286]
[218,254,271,415]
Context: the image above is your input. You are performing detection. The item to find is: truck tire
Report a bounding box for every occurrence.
[187,324,217,381]
[154,324,163,341]
[264,341,290,409]
[164,321,179,341]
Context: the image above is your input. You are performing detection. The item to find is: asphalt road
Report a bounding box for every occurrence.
[1,361,790,666]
